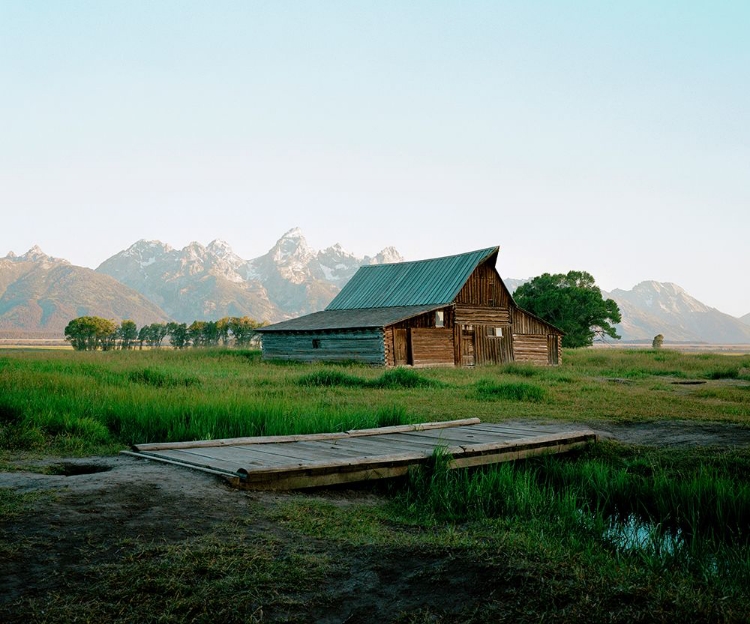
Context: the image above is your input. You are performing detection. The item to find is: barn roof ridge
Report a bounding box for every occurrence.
[325,246,499,311]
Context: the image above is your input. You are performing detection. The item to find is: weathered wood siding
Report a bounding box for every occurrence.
[411,328,454,367]
[511,308,561,335]
[261,330,385,364]
[455,261,512,308]
[513,334,550,365]
[455,305,511,325]
[384,327,395,367]
[453,323,514,366]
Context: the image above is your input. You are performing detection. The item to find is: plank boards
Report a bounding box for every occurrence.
[125,420,598,490]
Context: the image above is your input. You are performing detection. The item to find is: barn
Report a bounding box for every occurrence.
[256,247,562,367]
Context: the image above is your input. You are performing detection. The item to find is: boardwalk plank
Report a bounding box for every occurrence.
[124,421,598,490]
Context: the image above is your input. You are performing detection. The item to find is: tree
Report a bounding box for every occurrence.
[118,320,138,350]
[187,321,207,347]
[167,322,189,349]
[64,316,118,351]
[513,271,622,348]
[216,317,231,346]
[229,316,261,348]
[137,325,150,349]
[652,334,664,349]
[148,323,168,348]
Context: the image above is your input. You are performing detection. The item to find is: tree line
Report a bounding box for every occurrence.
[64,316,267,351]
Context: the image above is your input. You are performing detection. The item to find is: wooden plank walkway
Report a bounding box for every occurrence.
[123,419,598,490]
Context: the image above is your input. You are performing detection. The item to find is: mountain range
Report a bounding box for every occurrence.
[2,229,749,344]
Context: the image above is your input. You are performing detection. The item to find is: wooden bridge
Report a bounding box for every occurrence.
[123,419,598,490]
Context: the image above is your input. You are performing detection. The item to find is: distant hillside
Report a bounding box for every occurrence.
[502,275,750,344]
[606,282,750,344]
[0,248,169,337]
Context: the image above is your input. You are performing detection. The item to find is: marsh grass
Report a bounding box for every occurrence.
[396,442,750,593]
[473,378,547,402]
[297,366,440,390]
[0,347,748,454]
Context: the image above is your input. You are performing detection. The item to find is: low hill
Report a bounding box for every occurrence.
[0,248,169,337]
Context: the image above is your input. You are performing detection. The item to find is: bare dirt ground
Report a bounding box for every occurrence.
[2,420,749,622]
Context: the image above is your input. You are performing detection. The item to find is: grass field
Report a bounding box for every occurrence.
[1,348,750,622]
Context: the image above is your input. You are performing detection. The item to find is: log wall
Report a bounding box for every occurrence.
[410,328,455,367]
[455,305,511,325]
[261,330,385,365]
[513,334,550,365]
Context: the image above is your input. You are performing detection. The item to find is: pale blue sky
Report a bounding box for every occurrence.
[1,1,748,315]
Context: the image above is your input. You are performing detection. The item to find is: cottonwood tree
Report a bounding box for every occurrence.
[167,322,189,349]
[118,320,138,350]
[229,316,262,347]
[64,316,118,351]
[514,271,622,348]
[187,321,207,347]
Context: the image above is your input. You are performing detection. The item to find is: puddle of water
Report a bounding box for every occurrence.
[602,514,683,555]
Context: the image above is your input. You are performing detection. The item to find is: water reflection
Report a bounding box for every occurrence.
[602,514,683,555]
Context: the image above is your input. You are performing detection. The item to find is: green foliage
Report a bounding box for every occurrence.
[474,378,547,402]
[652,334,664,349]
[514,270,622,348]
[64,316,118,351]
[397,443,750,592]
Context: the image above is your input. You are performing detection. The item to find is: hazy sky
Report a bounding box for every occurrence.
[2,2,748,316]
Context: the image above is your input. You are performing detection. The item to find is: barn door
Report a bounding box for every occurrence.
[461,328,475,367]
[394,329,410,366]
[548,335,559,365]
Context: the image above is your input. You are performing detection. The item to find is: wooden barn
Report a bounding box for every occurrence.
[257,247,562,367]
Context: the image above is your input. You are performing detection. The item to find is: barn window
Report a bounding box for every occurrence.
[435,311,444,327]
[312,339,321,349]
[493,327,503,337]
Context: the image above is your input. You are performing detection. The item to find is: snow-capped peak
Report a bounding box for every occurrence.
[271,228,315,266]
[363,246,404,266]
[15,246,67,264]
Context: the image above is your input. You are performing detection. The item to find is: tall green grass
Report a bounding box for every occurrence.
[1,347,749,454]
[397,443,750,589]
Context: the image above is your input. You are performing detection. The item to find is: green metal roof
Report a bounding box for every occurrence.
[256,305,444,332]
[326,247,499,310]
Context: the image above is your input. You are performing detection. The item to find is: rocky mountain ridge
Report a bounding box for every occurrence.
[95,228,404,323]
[3,232,749,344]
